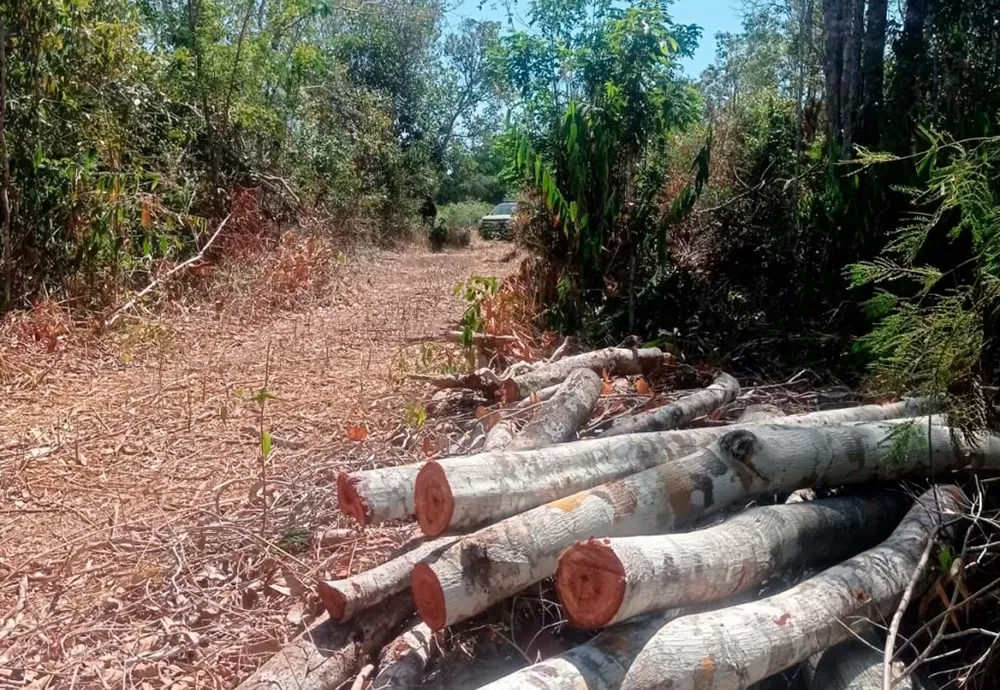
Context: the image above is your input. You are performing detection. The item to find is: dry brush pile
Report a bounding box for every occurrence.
[240,338,1000,690]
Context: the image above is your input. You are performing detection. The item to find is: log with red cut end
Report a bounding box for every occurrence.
[412,399,933,537]
[236,591,412,690]
[475,486,964,690]
[337,464,421,526]
[614,486,966,690]
[373,619,436,689]
[554,491,911,629]
[502,347,664,401]
[410,421,997,630]
[600,372,740,437]
[317,536,458,622]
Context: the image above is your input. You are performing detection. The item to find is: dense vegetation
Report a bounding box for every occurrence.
[2,0,1000,422]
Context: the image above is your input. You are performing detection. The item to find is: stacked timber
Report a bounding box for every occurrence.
[238,340,993,690]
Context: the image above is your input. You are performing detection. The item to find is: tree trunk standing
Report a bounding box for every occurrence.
[793,0,815,223]
[840,0,865,156]
[858,0,889,146]
[614,487,965,690]
[822,0,847,148]
[0,18,10,311]
[885,0,928,153]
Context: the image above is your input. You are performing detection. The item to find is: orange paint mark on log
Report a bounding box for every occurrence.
[695,656,716,690]
[668,477,694,521]
[550,491,589,512]
[773,613,791,626]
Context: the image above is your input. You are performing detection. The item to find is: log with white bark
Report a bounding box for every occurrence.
[506,368,602,450]
[410,421,994,630]
[373,619,436,689]
[600,372,740,437]
[736,404,785,423]
[236,591,412,690]
[502,347,663,401]
[411,399,933,537]
[554,492,911,629]
[614,486,966,690]
[317,536,459,621]
[805,638,932,690]
[338,464,422,526]
[482,420,517,451]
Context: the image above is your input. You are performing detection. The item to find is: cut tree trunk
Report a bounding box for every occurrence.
[338,465,422,526]
[502,347,663,401]
[236,591,412,690]
[411,422,994,630]
[614,486,965,690]
[736,404,785,423]
[412,400,934,537]
[482,421,516,451]
[554,492,911,628]
[317,536,459,622]
[373,619,436,689]
[805,637,932,689]
[601,372,739,437]
[507,368,602,450]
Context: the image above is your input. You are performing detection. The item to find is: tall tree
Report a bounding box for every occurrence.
[822,0,846,147]
[839,0,863,155]
[858,0,888,146]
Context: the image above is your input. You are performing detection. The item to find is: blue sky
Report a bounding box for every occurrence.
[446,0,744,77]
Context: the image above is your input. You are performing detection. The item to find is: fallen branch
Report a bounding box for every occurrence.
[236,591,411,690]
[614,487,965,690]
[373,619,436,689]
[507,368,602,450]
[554,492,911,628]
[412,400,935,537]
[600,372,740,437]
[410,368,504,396]
[411,422,996,630]
[317,536,459,621]
[503,347,664,401]
[103,213,231,329]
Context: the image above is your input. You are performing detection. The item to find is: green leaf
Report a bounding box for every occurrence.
[261,430,272,458]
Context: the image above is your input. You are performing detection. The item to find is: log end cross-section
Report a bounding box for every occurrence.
[337,472,369,526]
[411,561,448,631]
[415,461,455,537]
[554,537,627,629]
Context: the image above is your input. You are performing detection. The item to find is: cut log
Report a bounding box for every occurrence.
[805,638,933,690]
[615,486,966,690]
[482,420,517,451]
[338,465,421,526]
[508,368,602,450]
[373,619,436,689]
[554,492,911,629]
[236,591,411,690]
[601,372,740,437]
[736,404,785,423]
[411,422,993,630]
[412,400,934,537]
[503,347,663,401]
[317,536,459,622]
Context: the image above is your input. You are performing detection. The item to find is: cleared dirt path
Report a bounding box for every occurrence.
[0,238,516,689]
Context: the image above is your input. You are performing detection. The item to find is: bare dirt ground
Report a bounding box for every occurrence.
[0,237,518,690]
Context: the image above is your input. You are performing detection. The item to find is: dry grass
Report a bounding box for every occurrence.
[0,235,518,689]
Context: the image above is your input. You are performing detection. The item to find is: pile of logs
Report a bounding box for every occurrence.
[239,343,993,690]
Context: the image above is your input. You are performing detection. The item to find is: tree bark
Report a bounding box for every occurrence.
[736,404,785,423]
[236,592,411,690]
[410,422,994,630]
[482,421,516,451]
[507,368,601,450]
[412,400,934,537]
[317,536,459,622]
[885,0,928,152]
[503,347,663,401]
[805,638,932,689]
[823,0,847,148]
[859,0,889,146]
[0,17,11,311]
[554,492,910,629]
[338,464,422,526]
[840,0,864,155]
[373,619,436,689]
[601,372,739,437]
[615,486,965,690]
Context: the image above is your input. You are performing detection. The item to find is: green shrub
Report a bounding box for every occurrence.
[438,202,494,231]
